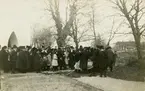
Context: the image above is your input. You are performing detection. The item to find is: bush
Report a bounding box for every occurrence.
[115,51,138,66]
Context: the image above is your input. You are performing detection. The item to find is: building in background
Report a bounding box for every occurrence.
[113,41,145,52]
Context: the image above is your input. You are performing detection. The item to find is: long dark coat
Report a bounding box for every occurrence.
[25,51,31,70]
[68,51,76,69]
[105,49,115,64]
[10,50,17,69]
[97,50,109,71]
[57,50,65,67]
[0,50,9,72]
[28,52,33,71]
[105,49,116,71]
[79,50,89,70]
[75,50,80,62]
[16,51,29,71]
[89,49,100,72]
[32,52,41,71]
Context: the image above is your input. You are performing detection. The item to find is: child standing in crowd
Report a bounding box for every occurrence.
[51,50,58,71]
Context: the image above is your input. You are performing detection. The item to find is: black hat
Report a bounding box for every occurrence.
[2,46,7,50]
[106,46,111,50]
[100,45,104,49]
[19,46,25,49]
[12,45,17,48]
[32,47,37,51]
[97,45,104,49]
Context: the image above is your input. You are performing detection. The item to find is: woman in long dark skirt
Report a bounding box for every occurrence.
[79,48,89,73]
[16,46,29,73]
[0,46,9,73]
[10,46,17,73]
[32,48,41,73]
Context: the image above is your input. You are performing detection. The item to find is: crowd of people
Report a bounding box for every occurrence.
[0,45,117,77]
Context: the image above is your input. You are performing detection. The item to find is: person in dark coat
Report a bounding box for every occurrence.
[68,49,76,70]
[97,45,109,77]
[25,46,32,72]
[105,46,116,72]
[57,48,66,70]
[32,48,41,72]
[16,46,29,73]
[10,45,17,73]
[75,50,80,63]
[89,48,100,74]
[79,48,89,73]
[0,46,9,72]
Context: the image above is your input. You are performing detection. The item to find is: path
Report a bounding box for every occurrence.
[75,76,145,91]
[0,73,101,91]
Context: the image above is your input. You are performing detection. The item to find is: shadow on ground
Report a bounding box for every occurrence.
[43,64,145,82]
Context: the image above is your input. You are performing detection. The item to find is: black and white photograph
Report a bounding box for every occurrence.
[0,0,145,91]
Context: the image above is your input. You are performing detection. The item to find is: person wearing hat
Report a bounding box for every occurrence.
[32,48,41,72]
[10,45,18,73]
[94,45,108,77]
[0,46,9,72]
[25,46,32,72]
[105,46,116,72]
[16,46,29,73]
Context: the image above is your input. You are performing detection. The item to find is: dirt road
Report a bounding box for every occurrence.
[76,76,145,91]
[0,73,102,91]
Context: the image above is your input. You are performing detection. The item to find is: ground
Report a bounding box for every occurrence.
[76,76,145,91]
[1,65,145,91]
[107,65,145,82]
[0,72,101,91]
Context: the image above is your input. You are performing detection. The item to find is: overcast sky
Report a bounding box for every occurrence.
[0,0,134,47]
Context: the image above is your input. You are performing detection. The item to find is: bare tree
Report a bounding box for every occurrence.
[71,18,79,49]
[88,3,99,47]
[107,17,124,46]
[110,0,145,67]
[70,0,96,49]
[91,5,97,44]
[70,18,91,49]
[31,27,54,48]
[91,33,106,47]
[45,0,77,48]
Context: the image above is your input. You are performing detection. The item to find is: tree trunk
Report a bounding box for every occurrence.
[134,35,145,68]
[56,36,66,48]
[107,41,110,46]
[74,38,79,50]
